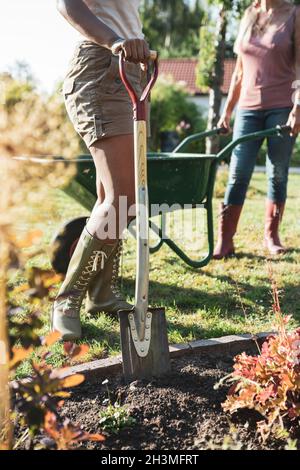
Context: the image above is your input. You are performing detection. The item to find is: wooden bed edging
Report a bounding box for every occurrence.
[58,331,271,383]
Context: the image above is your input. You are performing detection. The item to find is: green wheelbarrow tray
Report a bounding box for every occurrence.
[66,152,216,208]
[57,125,289,270]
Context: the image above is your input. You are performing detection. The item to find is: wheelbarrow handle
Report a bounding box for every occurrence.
[172,127,227,153]
[217,125,293,161]
[119,50,159,121]
[217,126,230,135]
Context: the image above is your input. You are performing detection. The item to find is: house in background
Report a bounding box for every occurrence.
[159,58,236,115]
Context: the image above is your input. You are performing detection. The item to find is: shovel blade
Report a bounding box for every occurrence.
[119,307,170,382]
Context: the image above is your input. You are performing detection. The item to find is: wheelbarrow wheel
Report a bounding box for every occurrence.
[50,216,88,275]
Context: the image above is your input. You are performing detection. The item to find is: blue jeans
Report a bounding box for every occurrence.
[224,108,295,205]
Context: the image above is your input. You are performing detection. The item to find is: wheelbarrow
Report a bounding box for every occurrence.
[50,125,290,273]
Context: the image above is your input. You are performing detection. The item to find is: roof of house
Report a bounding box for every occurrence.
[159,58,236,95]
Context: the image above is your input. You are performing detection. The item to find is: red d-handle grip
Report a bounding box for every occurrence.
[119,50,159,121]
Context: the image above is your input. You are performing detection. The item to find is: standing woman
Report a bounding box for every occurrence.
[214,0,300,259]
[52,0,150,340]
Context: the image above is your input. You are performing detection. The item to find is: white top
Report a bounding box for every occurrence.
[81,0,144,40]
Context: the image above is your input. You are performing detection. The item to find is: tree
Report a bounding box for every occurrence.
[140,0,204,57]
[197,1,250,154]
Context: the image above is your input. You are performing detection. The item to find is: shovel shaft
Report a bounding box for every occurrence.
[134,120,149,324]
[118,51,171,374]
[119,51,158,334]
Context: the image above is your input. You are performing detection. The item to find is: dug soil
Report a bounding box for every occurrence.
[58,348,298,450]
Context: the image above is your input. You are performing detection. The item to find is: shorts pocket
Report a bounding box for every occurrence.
[63,78,78,125]
[99,58,141,96]
[63,78,76,95]
[100,58,124,95]
[94,114,103,138]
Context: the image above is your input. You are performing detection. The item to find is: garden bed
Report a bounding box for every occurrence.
[49,347,298,451]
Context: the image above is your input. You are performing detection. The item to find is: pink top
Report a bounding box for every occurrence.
[239,7,297,110]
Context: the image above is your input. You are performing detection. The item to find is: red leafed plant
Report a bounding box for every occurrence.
[44,412,105,451]
[219,271,300,441]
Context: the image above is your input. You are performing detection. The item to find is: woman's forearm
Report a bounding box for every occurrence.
[224,80,241,115]
[294,77,300,109]
[56,0,120,49]
[293,62,300,110]
[222,57,243,115]
[287,8,300,135]
[293,8,300,110]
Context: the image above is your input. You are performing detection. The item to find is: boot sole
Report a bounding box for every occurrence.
[86,302,133,319]
[50,309,81,341]
[87,310,119,320]
[265,249,286,256]
[213,250,235,260]
[263,240,287,256]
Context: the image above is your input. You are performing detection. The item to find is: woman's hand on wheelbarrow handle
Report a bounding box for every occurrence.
[276,125,292,136]
[216,126,230,135]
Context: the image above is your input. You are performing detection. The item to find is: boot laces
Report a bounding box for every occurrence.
[111,241,123,300]
[66,250,107,310]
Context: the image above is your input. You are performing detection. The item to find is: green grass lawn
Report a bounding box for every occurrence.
[11,171,300,377]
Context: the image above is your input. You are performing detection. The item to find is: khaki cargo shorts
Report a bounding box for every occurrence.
[63,41,147,148]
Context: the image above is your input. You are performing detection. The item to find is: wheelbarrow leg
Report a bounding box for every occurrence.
[149,212,165,254]
[148,199,214,270]
[149,160,217,269]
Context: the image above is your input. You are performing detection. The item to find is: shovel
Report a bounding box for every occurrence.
[118,50,170,382]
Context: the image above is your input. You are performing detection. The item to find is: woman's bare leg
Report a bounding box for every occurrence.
[86,134,135,241]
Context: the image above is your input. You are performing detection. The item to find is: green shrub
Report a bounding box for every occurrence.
[291,138,300,167]
[150,76,206,152]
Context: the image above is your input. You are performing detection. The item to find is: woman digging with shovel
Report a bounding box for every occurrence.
[214,0,300,259]
[52,0,150,341]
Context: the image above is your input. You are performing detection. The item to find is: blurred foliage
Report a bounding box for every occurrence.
[0,159,104,449]
[140,0,203,57]
[292,138,300,164]
[0,64,103,448]
[150,76,206,151]
[0,65,84,159]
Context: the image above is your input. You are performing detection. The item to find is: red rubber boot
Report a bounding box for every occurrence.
[264,201,286,255]
[213,203,243,260]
